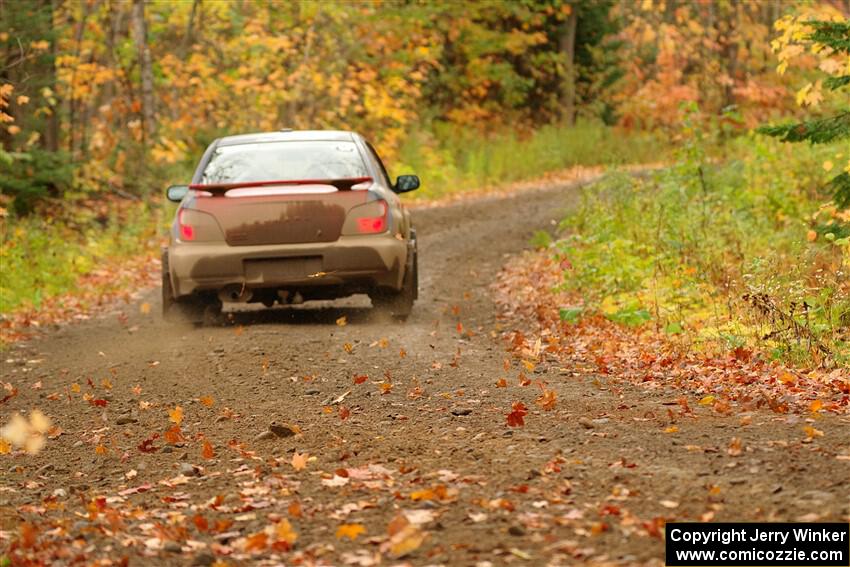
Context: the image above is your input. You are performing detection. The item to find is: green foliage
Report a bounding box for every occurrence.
[530,230,553,249]
[758,19,850,211]
[0,200,164,313]
[0,149,73,214]
[555,135,849,366]
[395,121,669,200]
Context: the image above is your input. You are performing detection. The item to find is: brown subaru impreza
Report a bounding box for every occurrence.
[162,130,419,323]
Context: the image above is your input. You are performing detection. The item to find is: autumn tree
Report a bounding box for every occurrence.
[758,17,850,209]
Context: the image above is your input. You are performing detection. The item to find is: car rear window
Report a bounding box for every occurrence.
[200,141,369,184]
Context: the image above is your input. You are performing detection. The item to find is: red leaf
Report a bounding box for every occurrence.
[506,401,528,427]
[138,433,160,453]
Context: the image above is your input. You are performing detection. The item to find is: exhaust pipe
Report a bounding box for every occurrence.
[219,284,253,303]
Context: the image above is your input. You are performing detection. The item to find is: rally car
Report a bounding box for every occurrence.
[162,130,419,323]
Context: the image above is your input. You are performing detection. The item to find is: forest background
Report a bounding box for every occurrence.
[1,0,848,368]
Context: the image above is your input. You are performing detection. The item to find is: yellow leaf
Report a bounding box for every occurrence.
[810,400,823,413]
[698,395,716,406]
[0,438,10,454]
[664,425,679,434]
[139,302,151,315]
[823,160,834,172]
[71,383,81,393]
[336,523,366,540]
[274,519,298,545]
[336,316,347,326]
[168,405,184,425]
[389,523,427,558]
[778,372,796,385]
[803,425,824,439]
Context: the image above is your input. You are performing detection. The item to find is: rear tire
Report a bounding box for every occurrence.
[162,250,207,325]
[372,232,417,321]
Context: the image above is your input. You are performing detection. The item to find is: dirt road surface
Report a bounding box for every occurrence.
[2,180,849,566]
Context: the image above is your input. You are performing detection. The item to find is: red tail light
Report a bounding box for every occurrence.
[349,200,388,234]
[178,209,195,241]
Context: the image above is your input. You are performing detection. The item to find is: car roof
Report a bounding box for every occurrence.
[216,130,358,146]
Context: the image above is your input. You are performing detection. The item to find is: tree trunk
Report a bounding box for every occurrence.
[131,0,155,144]
[559,3,578,126]
[43,0,60,153]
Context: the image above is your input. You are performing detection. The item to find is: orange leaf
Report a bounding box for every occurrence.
[202,440,215,459]
[291,451,308,471]
[193,514,208,531]
[164,425,183,444]
[168,405,183,425]
[353,374,368,385]
[339,406,351,421]
[810,399,823,413]
[336,316,347,326]
[535,389,557,411]
[336,523,366,540]
[288,501,302,518]
[199,396,214,407]
[496,378,507,388]
[727,437,742,456]
[244,531,268,552]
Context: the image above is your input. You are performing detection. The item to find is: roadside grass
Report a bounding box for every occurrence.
[0,199,165,316]
[396,121,669,200]
[1,123,668,323]
[551,134,849,367]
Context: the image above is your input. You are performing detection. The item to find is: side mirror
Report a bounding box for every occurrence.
[166,184,189,202]
[394,174,420,193]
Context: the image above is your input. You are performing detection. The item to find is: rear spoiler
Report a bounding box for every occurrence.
[188,177,373,194]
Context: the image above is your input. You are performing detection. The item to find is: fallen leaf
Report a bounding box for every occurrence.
[803,425,824,439]
[535,389,557,410]
[202,440,215,459]
[506,402,528,427]
[288,501,302,518]
[199,396,214,407]
[164,425,183,444]
[727,437,743,456]
[336,316,347,326]
[273,519,298,549]
[168,405,183,425]
[291,452,308,471]
[336,523,366,540]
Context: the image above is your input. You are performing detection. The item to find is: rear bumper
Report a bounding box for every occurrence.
[168,233,407,298]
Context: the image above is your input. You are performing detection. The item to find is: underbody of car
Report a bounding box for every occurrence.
[162,130,419,323]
